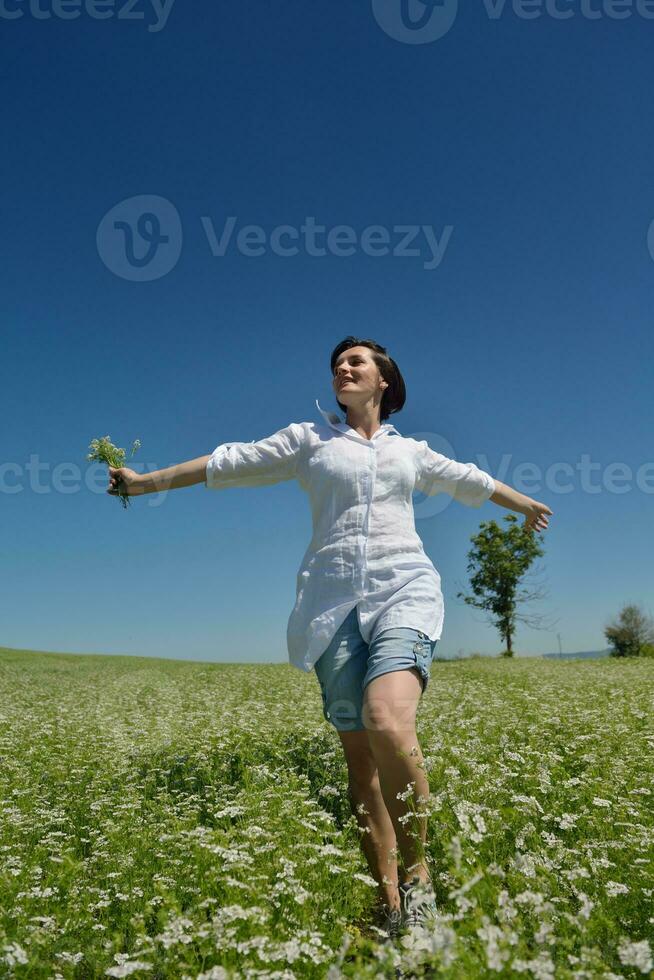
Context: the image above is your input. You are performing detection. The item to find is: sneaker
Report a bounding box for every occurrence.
[379,902,403,941]
[399,876,439,930]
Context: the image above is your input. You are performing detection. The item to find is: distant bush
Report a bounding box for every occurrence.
[605,603,654,657]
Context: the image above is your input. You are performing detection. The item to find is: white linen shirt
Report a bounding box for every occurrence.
[205,399,496,673]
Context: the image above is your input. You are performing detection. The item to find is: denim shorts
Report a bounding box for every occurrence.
[313,605,439,732]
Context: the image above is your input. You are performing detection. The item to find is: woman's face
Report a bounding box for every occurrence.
[332,346,387,407]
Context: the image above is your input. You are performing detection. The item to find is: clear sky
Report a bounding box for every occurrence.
[2,1,653,664]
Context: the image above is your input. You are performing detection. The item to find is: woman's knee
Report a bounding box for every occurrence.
[362,670,421,733]
[347,768,382,805]
[338,729,377,784]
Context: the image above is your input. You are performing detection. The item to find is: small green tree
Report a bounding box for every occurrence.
[604,603,654,658]
[456,513,557,657]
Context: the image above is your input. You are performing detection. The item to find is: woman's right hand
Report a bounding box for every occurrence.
[107,466,146,497]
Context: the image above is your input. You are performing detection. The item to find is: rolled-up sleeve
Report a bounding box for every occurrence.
[205,422,305,490]
[415,441,495,508]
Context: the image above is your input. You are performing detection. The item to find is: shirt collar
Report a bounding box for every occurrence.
[315,399,400,439]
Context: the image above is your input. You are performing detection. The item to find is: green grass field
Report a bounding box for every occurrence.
[0,646,652,979]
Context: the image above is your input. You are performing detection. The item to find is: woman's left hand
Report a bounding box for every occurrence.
[523,500,553,533]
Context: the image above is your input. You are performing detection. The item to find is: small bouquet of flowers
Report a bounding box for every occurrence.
[87,436,141,509]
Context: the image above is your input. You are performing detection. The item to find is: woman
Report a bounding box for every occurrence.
[107,336,553,941]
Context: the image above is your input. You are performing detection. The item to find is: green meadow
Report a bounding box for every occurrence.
[0,646,652,979]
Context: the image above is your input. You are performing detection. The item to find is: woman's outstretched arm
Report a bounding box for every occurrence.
[107,419,305,497]
[107,455,211,497]
[489,479,553,533]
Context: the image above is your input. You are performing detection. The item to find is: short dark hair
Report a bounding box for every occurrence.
[330,336,406,422]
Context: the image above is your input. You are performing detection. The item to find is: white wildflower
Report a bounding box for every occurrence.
[56,952,85,964]
[291,885,311,904]
[154,916,195,948]
[515,890,546,908]
[605,881,629,897]
[511,795,544,814]
[3,943,29,967]
[477,920,510,971]
[399,922,457,965]
[448,834,462,871]
[565,866,591,881]
[496,890,518,922]
[515,822,536,849]
[352,872,378,887]
[555,812,578,829]
[575,892,594,920]
[212,805,246,819]
[617,938,652,974]
[105,961,153,977]
[511,951,556,978]
[513,851,538,877]
[243,825,266,838]
[535,919,554,945]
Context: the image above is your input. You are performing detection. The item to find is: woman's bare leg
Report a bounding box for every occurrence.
[362,669,431,885]
[337,729,401,909]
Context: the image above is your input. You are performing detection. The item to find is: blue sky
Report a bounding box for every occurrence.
[2,1,653,664]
